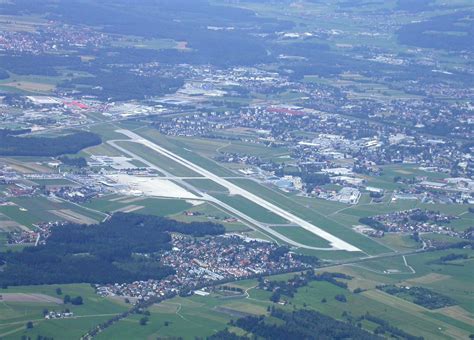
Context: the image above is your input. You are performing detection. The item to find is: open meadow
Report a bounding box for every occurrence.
[0,284,128,340]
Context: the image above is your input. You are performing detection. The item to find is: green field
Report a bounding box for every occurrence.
[84,143,125,157]
[0,244,471,340]
[168,134,290,162]
[137,198,192,216]
[0,196,105,227]
[170,202,250,233]
[212,193,288,225]
[95,295,235,340]
[264,251,474,339]
[86,248,474,339]
[0,284,128,340]
[31,178,78,186]
[0,205,40,227]
[184,178,229,193]
[84,196,192,216]
[271,226,330,248]
[115,141,201,177]
[376,233,422,252]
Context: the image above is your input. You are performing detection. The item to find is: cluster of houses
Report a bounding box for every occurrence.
[44,311,74,319]
[95,234,308,301]
[370,209,460,235]
[0,22,109,55]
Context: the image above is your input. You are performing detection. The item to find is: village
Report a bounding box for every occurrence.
[95,234,309,301]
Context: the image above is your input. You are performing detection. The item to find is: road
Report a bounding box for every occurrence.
[109,129,361,252]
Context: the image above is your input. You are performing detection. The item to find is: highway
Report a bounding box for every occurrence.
[110,129,361,252]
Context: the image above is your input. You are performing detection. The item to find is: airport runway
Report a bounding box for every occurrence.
[109,129,361,252]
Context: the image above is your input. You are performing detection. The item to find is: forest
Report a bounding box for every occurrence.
[229,309,381,340]
[0,212,225,286]
[377,285,456,310]
[0,129,101,156]
[0,69,9,80]
[58,155,88,168]
[59,70,184,101]
[0,54,82,76]
[397,11,474,52]
[358,217,386,231]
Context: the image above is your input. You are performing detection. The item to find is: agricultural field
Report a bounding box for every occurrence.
[0,73,61,95]
[169,202,250,233]
[84,247,474,340]
[0,158,53,174]
[95,295,236,340]
[0,196,104,228]
[0,284,128,340]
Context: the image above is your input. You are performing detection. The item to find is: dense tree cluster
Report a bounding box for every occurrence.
[291,254,320,265]
[268,246,289,261]
[301,173,331,192]
[260,270,351,303]
[0,212,225,286]
[428,253,469,265]
[59,71,184,101]
[377,285,456,309]
[232,309,381,340]
[0,68,9,80]
[359,217,386,231]
[0,54,82,76]
[0,129,101,156]
[58,156,88,168]
[63,295,83,305]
